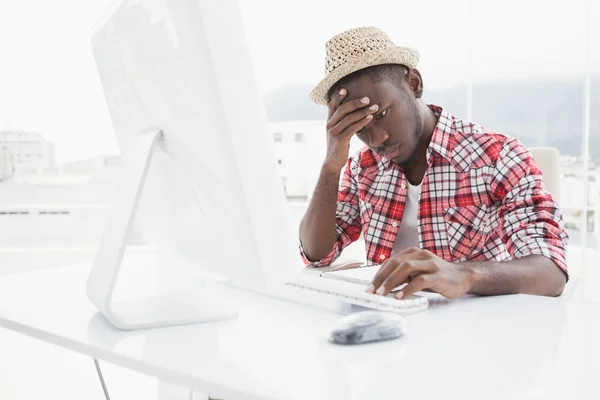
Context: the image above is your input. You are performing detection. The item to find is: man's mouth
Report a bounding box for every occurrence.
[381,145,401,160]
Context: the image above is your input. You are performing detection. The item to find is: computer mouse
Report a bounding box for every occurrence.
[328,311,408,345]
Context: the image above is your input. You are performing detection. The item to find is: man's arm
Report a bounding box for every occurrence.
[466,255,565,296]
[367,250,565,299]
[451,137,569,296]
[299,88,376,266]
[299,159,362,265]
[489,137,569,282]
[299,164,345,262]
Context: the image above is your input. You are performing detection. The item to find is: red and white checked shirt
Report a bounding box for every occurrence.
[300,105,569,276]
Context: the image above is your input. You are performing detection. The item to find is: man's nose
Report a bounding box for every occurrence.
[367,128,389,148]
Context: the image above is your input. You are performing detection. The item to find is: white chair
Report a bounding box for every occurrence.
[529,147,561,204]
[529,146,583,298]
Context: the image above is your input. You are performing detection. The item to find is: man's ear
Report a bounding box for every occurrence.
[407,68,424,98]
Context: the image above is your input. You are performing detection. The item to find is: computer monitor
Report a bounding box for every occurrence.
[86,0,304,330]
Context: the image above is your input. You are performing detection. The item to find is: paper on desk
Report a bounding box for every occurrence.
[324,265,412,293]
[323,265,380,286]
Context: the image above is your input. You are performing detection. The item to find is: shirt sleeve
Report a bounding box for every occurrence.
[299,157,363,267]
[490,137,569,277]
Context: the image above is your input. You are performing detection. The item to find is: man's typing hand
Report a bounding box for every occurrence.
[366,247,475,299]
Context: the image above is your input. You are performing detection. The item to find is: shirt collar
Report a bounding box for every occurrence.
[426,104,455,165]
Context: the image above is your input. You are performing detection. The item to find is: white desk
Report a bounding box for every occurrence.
[0,264,598,400]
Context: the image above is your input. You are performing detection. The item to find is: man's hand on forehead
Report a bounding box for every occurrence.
[323,87,378,171]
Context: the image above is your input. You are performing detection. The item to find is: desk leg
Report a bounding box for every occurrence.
[93,358,111,400]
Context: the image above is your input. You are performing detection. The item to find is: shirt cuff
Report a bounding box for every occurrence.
[298,239,340,267]
[513,239,569,280]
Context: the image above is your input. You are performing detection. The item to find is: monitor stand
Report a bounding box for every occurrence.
[86,128,237,330]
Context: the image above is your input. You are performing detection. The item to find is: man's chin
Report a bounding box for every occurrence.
[393,145,420,168]
[394,155,415,168]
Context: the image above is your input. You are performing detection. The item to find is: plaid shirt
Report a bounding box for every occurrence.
[300,105,569,276]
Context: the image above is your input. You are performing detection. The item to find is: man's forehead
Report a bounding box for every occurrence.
[339,80,390,105]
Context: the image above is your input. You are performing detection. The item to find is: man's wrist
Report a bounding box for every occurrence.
[321,161,344,176]
[459,262,479,294]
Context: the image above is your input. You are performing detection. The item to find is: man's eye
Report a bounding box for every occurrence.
[375,109,388,120]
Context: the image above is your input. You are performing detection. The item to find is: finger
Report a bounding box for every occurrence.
[330,104,378,138]
[379,260,436,296]
[367,256,403,293]
[337,114,374,139]
[327,88,347,120]
[368,251,423,293]
[396,274,434,299]
[328,96,371,128]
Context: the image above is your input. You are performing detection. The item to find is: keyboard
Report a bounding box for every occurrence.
[286,277,428,315]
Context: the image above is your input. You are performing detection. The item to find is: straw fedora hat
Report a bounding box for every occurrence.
[309,27,419,105]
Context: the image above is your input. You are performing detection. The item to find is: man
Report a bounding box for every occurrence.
[299,26,568,300]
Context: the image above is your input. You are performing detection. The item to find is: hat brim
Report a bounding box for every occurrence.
[309,46,419,105]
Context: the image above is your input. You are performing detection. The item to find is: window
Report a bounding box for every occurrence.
[273,132,283,142]
[470,0,595,249]
[294,132,303,143]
